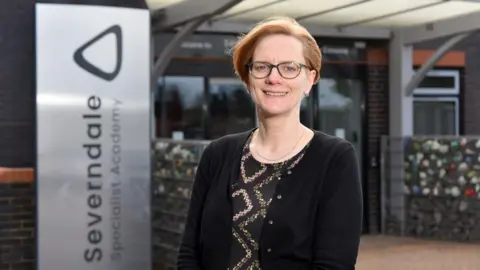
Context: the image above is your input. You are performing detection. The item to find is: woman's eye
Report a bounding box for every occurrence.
[283,66,296,72]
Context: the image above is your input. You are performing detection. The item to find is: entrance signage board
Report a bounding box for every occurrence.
[36,3,152,270]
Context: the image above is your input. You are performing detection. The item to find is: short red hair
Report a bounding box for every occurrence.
[231,16,322,85]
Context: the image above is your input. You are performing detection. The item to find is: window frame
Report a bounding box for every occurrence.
[413,69,460,95]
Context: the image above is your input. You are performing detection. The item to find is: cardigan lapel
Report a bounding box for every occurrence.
[227,129,255,196]
[216,129,254,268]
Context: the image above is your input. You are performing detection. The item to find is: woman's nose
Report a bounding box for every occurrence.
[266,67,282,84]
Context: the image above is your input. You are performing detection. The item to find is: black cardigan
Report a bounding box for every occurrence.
[177,129,363,270]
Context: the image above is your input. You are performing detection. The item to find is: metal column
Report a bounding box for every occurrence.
[153,17,210,79]
[385,30,413,236]
[389,30,413,137]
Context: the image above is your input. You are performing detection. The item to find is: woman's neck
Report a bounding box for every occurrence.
[254,110,304,153]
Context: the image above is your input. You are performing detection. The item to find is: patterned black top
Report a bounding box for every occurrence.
[228,133,310,270]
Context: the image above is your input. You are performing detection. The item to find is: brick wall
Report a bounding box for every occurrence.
[460,35,480,135]
[365,49,389,234]
[0,168,35,270]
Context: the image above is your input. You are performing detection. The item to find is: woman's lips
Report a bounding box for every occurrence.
[263,91,288,96]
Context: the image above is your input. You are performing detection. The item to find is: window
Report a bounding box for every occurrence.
[412,69,461,136]
[155,76,205,139]
[413,98,459,135]
[207,78,256,139]
[413,70,459,95]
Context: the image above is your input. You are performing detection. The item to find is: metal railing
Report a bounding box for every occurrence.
[380,136,406,236]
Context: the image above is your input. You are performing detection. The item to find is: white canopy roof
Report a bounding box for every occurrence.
[147,0,480,44]
[147,0,480,40]
[148,0,480,29]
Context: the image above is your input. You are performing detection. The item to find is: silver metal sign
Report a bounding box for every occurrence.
[35,4,151,270]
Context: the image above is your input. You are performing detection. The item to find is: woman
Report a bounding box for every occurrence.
[177,16,363,270]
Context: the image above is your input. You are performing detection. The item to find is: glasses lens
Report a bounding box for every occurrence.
[278,63,301,78]
[250,62,302,79]
[250,62,270,78]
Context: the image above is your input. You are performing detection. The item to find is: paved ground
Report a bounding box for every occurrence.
[357,235,480,270]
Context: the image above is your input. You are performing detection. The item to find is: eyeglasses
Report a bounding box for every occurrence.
[247,61,311,79]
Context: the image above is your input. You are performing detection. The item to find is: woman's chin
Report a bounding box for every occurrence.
[258,104,293,117]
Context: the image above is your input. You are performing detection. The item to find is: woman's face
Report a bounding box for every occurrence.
[248,34,316,117]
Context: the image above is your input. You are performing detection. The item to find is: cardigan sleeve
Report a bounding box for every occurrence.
[311,143,363,270]
[177,143,214,270]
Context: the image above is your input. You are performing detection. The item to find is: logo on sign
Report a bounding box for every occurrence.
[74,25,123,81]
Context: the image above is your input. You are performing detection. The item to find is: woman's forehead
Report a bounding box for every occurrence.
[253,35,305,61]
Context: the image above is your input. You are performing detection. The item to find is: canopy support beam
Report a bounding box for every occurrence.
[151,0,244,32]
[152,0,244,78]
[405,31,472,96]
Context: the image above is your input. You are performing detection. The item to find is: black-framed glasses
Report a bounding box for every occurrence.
[247,61,311,79]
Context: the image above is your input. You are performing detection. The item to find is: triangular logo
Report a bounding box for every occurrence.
[73,25,122,82]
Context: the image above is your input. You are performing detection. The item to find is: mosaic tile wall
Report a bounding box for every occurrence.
[403,137,480,241]
[151,140,209,269]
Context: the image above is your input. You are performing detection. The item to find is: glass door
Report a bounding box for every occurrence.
[314,78,364,167]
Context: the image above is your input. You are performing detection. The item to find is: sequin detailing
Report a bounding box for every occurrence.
[241,151,267,183]
[228,132,310,270]
[232,189,253,221]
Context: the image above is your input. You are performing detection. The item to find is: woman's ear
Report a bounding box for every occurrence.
[308,70,317,85]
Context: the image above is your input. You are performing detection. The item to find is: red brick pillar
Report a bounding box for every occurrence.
[0,168,35,269]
